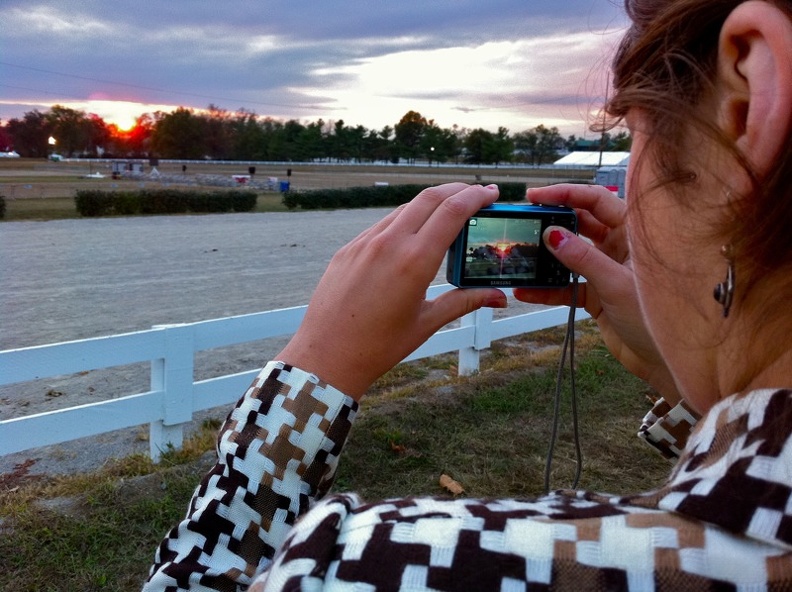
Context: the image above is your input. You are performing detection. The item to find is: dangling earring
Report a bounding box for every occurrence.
[713,245,735,318]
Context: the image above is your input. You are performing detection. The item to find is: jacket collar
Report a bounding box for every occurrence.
[649,389,792,549]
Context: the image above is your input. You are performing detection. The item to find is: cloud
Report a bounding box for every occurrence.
[0,1,628,135]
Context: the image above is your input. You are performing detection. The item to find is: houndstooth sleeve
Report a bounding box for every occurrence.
[638,397,700,459]
[143,361,359,591]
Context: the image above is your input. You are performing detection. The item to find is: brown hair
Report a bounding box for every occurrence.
[602,0,792,302]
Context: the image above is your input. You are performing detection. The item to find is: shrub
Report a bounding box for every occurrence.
[231,191,257,212]
[73,189,257,217]
[204,192,231,213]
[139,189,188,215]
[75,190,115,217]
[283,184,432,210]
[186,192,213,213]
[0,195,5,219]
[281,182,527,210]
[186,191,256,213]
[282,191,300,210]
[113,191,142,216]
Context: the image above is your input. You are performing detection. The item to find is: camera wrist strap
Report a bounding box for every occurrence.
[543,273,582,494]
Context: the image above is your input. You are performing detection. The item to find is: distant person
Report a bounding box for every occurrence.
[144,0,792,589]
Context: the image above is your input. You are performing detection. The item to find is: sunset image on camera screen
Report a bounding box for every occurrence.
[464,217,541,279]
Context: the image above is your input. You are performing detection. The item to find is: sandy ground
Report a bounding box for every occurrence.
[0,209,544,477]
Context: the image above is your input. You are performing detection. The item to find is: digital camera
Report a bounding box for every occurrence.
[446,203,577,288]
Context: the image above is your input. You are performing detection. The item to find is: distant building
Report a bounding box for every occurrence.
[595,167,628,199]
[111,160,145,178]
[553,151,630,167]
[553,152,630,198]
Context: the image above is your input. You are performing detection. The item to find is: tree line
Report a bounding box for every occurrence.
[0,104,631,165]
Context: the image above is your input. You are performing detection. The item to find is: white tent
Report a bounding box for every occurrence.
[553,151,630,167]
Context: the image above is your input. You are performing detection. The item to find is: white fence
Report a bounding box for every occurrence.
[0,285,586,462]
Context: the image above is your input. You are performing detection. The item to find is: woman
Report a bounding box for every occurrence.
[145,1,792,589]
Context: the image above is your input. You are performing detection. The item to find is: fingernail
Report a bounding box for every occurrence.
[484,295,508,309]
[547,228,568,250]
[485,184,498,190]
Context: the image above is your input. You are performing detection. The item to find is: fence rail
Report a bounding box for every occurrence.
[0,284,587,461]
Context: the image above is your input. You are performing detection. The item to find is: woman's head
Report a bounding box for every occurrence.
[602,0,792,405]
[607,0,792,276]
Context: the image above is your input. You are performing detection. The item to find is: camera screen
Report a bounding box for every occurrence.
[463,216,542,281]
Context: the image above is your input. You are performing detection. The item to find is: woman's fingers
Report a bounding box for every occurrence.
[527,183,630,263]
[342,202,408,250]
[423,287,507,334]
[513,223,626,321]
[386,183,497,239]
[349,183,499,266]
[414,183,499,244]
[513,282,594,310]
[376,183,500,278]
[542,226,625,286]
[526,183,626,229]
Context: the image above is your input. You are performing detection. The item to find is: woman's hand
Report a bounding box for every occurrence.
[276,183,507,399]
[514,184,681,403]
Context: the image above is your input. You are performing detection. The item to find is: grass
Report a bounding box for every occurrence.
[2,197,78,221]
[0,321,671,590]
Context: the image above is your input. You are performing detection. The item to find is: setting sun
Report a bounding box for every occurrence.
[81,99,174,132]
[110,114,137,132]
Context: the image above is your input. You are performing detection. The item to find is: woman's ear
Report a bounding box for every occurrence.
[717,1,792,177]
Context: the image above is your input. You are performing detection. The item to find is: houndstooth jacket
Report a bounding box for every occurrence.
[144,361,792,591]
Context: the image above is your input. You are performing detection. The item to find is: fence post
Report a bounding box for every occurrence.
[458,307,493,375]
[149,324,195,461]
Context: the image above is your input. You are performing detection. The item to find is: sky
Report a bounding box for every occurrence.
[0,1,629,137]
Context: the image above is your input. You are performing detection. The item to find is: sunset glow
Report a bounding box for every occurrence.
[106,112,137,132]
[83,99,172,131]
